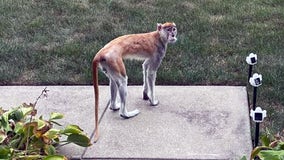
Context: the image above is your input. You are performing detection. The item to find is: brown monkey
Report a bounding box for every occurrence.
[92,22,177,142]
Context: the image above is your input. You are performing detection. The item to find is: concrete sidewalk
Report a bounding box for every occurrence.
[0,86,252,160]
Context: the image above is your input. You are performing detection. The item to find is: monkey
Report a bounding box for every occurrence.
[92,22,177,142]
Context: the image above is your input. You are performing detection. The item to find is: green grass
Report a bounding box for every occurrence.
[0,0,283,133]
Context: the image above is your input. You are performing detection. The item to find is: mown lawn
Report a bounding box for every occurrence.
[0,0,283,133]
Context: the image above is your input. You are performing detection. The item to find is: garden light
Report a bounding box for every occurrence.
[246,53,257,81]
[250,107,267,123]
[246,53,257,65]
[249,73,262,87]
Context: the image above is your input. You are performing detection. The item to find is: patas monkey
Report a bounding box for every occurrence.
[92,22,177,142]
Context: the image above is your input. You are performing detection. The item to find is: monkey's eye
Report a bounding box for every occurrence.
[167,28,171,32]
[173,28,176,31]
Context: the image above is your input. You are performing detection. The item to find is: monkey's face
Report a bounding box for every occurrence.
[158,22,177,44]
[165,25,177,44]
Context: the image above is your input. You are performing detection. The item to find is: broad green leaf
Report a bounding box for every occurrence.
[261,135,271,147]
[44,144,56,155]
[37,119,47,130]
[9,138,21,149]
[240,156,247,160]
[20,104,33,117]
[43,155,67,160]
[276,142,284,150]
[61,124,83,134]
[26,120,49,141]
[251,146,270,160]
[14,122,24,134]
[23,122,36,140]
[0,131,7,143]
[43,129,60,139]
[0,145,11,158]
[259,150,284,160]
[67,133,91,147]
[8,109,24,122]
[0,114,11,132]
[0,107,5,115]
[49,112,64,121]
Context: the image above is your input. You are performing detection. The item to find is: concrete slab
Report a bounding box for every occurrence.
[82,86,252,160]
[0,86,109,158]
[0,86,252,160]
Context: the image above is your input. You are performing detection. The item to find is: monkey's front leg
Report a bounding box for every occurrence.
[142,61,150,100]
[147,70,159,106]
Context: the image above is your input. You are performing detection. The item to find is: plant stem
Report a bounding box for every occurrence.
[25,87,49,156]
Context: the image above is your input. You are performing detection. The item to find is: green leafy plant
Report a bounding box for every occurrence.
[250,129,284,160]
[0,88,91,159]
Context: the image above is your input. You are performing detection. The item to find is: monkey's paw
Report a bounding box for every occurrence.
[150,100,159,106]
[120,109,140,119]
[110,106,120,111]
[143,92,149,100]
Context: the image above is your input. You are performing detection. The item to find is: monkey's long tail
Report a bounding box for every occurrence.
[92,59,99,143]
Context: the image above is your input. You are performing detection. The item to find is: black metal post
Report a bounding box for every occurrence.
[252,86,259,148]
[255,122,260,147]
[253,87,257,110]
[246,53,262,148]
[248,65,253,82]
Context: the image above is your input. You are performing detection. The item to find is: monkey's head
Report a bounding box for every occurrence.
[157,22,177,44]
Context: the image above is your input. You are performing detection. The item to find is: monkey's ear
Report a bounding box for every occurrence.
[157,23,162,31]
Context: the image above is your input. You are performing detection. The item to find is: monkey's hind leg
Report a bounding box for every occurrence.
[117,75,140,118]
[109,78,120,111]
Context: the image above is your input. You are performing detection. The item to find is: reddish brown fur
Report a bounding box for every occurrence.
[92,22,176,142]
[93,31,160,76]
